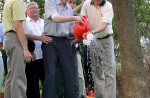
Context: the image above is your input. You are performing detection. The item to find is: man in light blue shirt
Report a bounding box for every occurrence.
[0,23,4,91]
[0,23,4,43]
[42,0,83,98]
[0,23,7,76]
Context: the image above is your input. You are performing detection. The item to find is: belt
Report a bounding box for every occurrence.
[46,35,67,38]
[0,49,5,52]
[97,34,112,40]
[6,30,15,33]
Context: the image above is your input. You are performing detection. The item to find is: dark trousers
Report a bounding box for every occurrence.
[1,50,8,75]
[42,37,76,98]
[55,66,64,98]
[73,46,80,98]
[55,45,79,98]
[26,59,45,98]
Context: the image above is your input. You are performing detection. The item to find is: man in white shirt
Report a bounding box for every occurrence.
[81,0,116,98]
[25,2,52,98]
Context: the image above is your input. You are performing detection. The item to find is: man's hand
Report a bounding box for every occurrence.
[31,52,36,61]
[23,49,33,63]
[39,34,53,44]
[74,16,84,24]
[72,39,81,46]
[82,31,91,39]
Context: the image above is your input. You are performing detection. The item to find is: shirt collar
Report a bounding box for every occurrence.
[90,0,106,6]
[63,3,68,9]
[26,16,41,22]
[56,0,68,9]
[26,16,32,21]
[56,0,61,4]
[90,0,94,5]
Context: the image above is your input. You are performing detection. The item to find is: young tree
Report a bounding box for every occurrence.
[111,0,150,98]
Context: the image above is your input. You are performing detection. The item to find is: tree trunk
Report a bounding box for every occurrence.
[0,93,4,98]
[111,0,150,98]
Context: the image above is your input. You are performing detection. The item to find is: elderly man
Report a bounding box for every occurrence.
[42,0,83,98]
[2,0,32,98]
[25,2,52,98]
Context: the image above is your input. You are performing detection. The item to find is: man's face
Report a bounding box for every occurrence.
[26,4,39,18]
[68,0,76,8]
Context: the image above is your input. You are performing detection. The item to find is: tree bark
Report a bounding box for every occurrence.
[111,0,150,98]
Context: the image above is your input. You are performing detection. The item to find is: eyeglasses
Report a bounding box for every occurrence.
[28,7,39,11]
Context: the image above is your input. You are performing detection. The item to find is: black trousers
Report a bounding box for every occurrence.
[26,59,45,98]
[1,50,8,75]
[55,44,80,98]
[41,36,76,98]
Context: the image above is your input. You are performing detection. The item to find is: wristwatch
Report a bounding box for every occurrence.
[91,30,95,34]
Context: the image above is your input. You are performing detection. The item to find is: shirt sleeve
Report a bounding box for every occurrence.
[25,21,30,34]
[101,5,114,24]
[12,0,26,21]
[80,1,87,16]
[45,0,58,19]
[0,24,4,43]
[69,9,75,33]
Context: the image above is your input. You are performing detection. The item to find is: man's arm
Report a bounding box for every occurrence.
[45,0,83,23]
[73,0,85,13]
[92,22,108,34]
[26,33,52,44]
[14,20,32,62]
[52,15,83,23]
[82,22,108,39]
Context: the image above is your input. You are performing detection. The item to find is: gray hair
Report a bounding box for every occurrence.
[25,2,39,10]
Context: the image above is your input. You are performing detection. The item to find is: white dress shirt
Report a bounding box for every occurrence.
[26,16,44,60]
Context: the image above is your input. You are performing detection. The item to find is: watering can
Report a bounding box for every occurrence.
[86,90,95,98]
[73,16,91,40]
